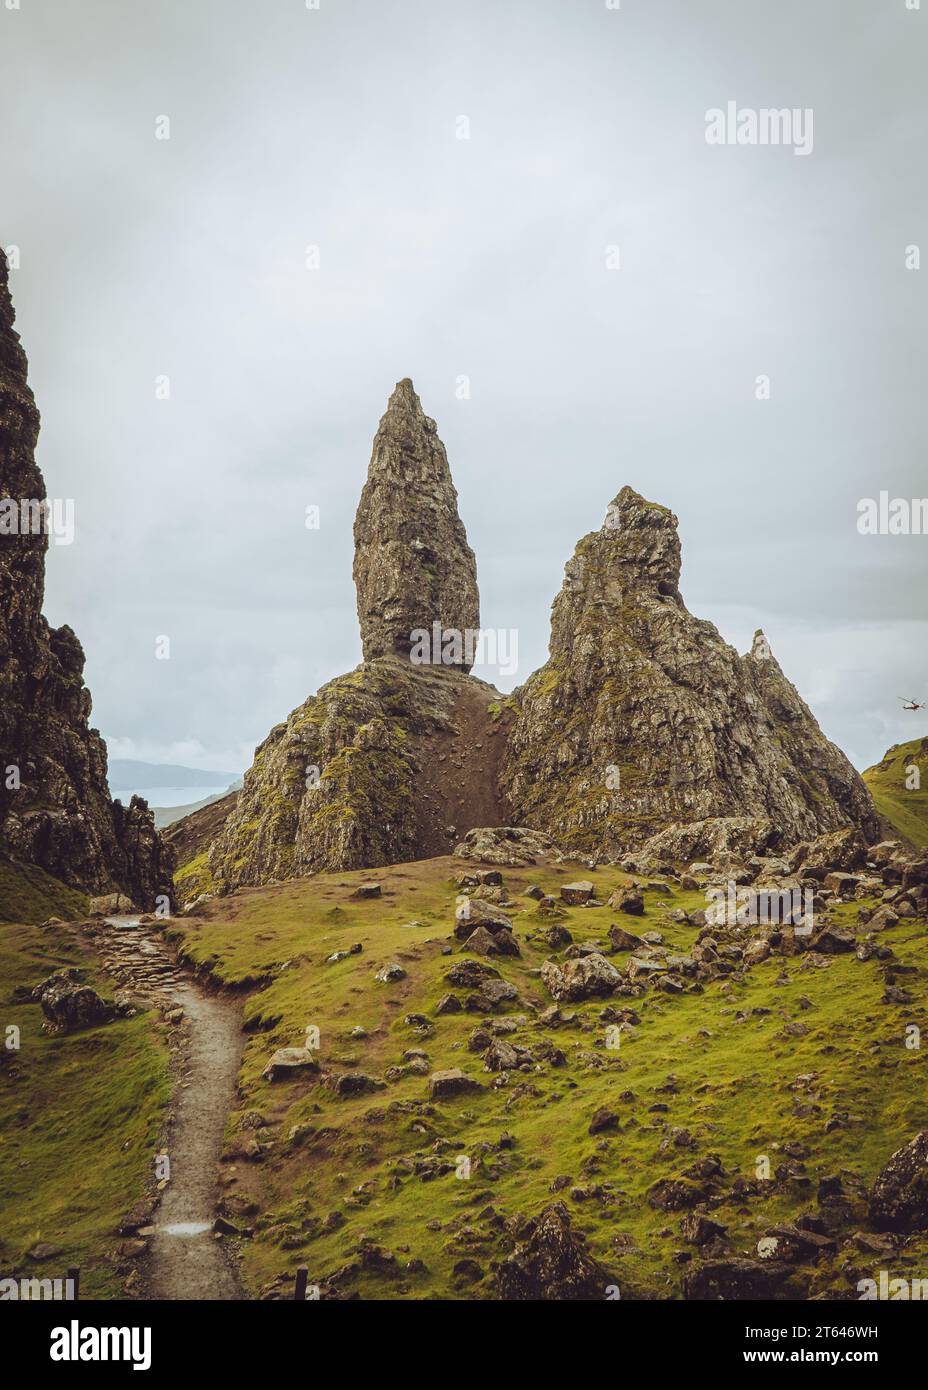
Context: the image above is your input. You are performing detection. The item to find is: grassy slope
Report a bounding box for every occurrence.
[864,737,928,850]
[173,856,928,1301]
[0,876,171,1297]
[0,855,88,924]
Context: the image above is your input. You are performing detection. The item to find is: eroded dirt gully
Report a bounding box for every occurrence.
[93,915,245,1300]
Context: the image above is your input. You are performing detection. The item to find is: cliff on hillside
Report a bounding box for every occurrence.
[0,252,172,907]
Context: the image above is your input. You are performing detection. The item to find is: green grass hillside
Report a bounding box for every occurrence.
[173,856,928,1301]
[0,897,171,1296]
[864,737,928,850]
[0,855,88,925]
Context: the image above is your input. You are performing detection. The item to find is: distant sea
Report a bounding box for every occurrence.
[115,786,218,808]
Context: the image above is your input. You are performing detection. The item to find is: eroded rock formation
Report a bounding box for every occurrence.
[199,402,878,893]
[501,486,879,855]
[0,252,172,907]
[353,378,479,668]
[209,380,505,892]
[209,658,510,889]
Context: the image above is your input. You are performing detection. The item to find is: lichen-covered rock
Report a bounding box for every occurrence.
[789,826,869,878]
[541,952,622,1002]
[262,1047,320,1082]
[454,825,555,865]
[683,1257,805,1300]
[428,1067,483,1100]
[0,252,172,908]
[353,378,479,668]
[453,896,513,938]
[869,1132,928,1232]
[641,816,780,866]
[501,486,879,856]
[496,1202,618,1300]
[31,969,118,1033]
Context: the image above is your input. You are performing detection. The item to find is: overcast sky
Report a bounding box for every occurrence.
[3,0,926,777]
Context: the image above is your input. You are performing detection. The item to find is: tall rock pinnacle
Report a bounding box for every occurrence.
[0,251,173,907]
[353,378,479,670]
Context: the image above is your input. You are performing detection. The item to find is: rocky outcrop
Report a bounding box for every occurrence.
[0,252,172,908]
[209,658,511,889]
[353,378,479,669]
[209,380,510,890]
[502,486,880,856]
[203,401,879,890]
[496,1202,618,1300]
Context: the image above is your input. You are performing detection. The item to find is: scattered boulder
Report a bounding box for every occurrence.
[537,923,573,950]
[31,970,118,1033]
[541,952,622,1003]
[374,962,407,983]
[445,959,501,989]
[89,892,138,916]
[484,1040,534,1072]
[463,925,520,958]
[455,826,555,866]
[428,1068,484,1100]
[679,1213,727,1246]
[608,923,644,952]
[351,882,382,899]
[560,881,594,906]
[792,827,868,878]
[869,1132,928,1233]
[454,897,514,939]
[683,1258,805,1300]
[808,926,855,955]
[262,1048,320,1082]
[608,887,644,916]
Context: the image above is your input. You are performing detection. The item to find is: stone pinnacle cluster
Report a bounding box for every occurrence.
[0,252,172,908]
[206,386,879,892]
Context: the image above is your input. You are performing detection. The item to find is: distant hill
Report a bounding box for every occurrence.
[863,736,928,850]
[107,760,238,792]
[162,790,241,903]
[152,788,240,830]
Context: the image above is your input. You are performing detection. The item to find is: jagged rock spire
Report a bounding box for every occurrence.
[0,250,45,661]
[353,378,479,670]
[0,252,173,906]
[503,485,880,851]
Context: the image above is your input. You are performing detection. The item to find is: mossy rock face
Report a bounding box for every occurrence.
[501,487,879,856]
[864,737,928,850]
[210,658,512,889]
